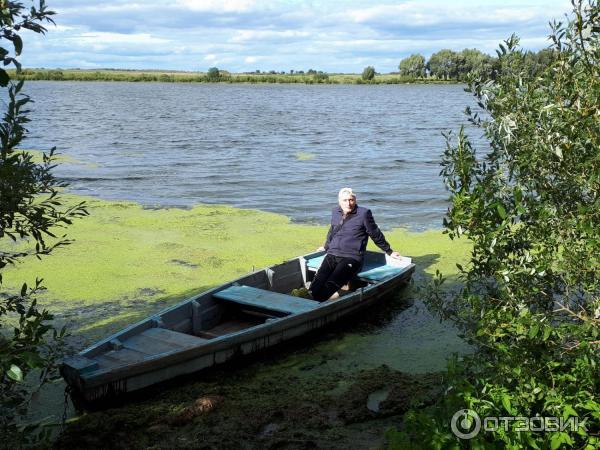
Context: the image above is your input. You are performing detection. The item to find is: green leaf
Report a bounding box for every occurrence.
[21,351,44,368]
[501,393,513,414]
[543,326,552,341]
[562,404,578,419]
[0,67,9,86]
[7,364,23,382]
[13,34,22,56]
[496,204,507,219]
[514,186,523,204]
[528,323,540,338]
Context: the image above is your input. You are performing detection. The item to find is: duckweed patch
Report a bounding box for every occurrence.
[3,194,469,337]
[294,151,316,161]
[18,148,97,167]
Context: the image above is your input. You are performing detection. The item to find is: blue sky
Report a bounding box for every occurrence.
[22,0,573,73]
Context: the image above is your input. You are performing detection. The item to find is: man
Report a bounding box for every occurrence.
[309,187,402,301]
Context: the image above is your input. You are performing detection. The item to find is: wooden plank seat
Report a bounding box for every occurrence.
[214,285,320,315]
[355,263,412,282]
[305,254,411,283]
[93,328,208,370]
[123,327,208,355]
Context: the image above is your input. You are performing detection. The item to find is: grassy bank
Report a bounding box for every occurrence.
[10,68,456,85]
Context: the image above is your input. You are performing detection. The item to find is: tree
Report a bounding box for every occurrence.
[456,48,495,80]
[393,1,599,448]
[427,49,458,79]
[206,66,220,81]
[522,47,557,77]
[312,71,329,82]
[0,1,88,445]
[361,66,375,81]
[398,54,426,78]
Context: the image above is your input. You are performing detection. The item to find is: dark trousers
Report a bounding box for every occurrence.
[310,254,361,302]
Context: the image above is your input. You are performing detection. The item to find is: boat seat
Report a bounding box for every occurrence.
[305,254,412,283]
[213,285,320,315]
[305,254,326,272]
[122,327,208,356]
[355,263,412,282]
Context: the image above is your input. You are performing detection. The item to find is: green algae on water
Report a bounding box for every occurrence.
[294,151,316,161]
[17,148,98,168]
[2,193,470,337]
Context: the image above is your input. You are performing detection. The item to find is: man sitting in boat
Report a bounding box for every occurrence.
[310,187,402,301]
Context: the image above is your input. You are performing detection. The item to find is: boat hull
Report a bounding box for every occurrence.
[61,252,415,404]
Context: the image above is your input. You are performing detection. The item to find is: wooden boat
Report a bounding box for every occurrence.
[61,250,415,403]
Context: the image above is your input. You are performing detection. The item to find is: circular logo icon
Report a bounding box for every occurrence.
[451,408,481,439]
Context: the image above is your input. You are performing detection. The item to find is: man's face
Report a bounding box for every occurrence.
[338,193,356,214]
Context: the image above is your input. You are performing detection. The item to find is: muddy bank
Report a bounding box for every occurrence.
[57,365,443,449]
[55,288,466,449]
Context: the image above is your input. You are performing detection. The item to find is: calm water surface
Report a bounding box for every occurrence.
[23,81,486,230]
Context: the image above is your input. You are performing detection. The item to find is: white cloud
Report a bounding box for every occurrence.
[18,0,574,72]
[345,4,416,24]
[175,0,259,12]
[230,29,310,43]
[75,32,170,46]
[343,1,570,27]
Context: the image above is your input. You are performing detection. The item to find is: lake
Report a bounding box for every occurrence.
[20,81,477,427]
[23,81,485,230]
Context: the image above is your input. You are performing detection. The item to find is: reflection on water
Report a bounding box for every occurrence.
[23,82,487,230]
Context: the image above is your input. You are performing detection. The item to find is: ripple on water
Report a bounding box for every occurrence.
[23,82,487,230]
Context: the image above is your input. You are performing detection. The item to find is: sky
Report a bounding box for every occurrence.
[21,0,574,73]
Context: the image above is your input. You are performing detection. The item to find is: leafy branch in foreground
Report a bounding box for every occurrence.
[0,1,88,446]
[390,1,599,449]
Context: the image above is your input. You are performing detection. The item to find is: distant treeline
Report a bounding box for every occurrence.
[12,47,555,84]
[10,68,452,84]
[398,47,556,81]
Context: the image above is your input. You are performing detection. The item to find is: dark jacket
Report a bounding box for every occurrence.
[324,205,392,262]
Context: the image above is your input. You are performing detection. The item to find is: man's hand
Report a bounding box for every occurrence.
[317,246,326,252]
[389,251,402,259]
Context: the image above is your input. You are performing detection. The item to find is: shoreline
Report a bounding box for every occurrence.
[11,68,460,85]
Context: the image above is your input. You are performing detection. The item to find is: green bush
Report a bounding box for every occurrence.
[312,71,329,82]
[206,67,220,81]
[391,1,600,448]
[0,2,88,446]
[361,66,375,81]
